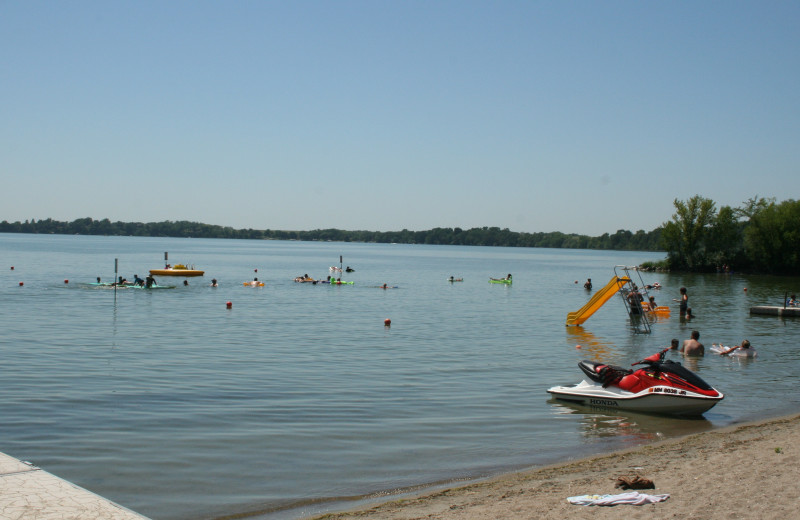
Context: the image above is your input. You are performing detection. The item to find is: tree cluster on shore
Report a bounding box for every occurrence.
[659,195,799,275]
[2,195,797,274]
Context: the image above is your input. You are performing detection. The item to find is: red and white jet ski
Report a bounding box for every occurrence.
[548,348,724,416]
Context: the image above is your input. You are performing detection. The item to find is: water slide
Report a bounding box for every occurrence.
[566,276,631,326]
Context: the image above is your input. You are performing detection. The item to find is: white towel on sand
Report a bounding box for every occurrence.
[567,492,670,506]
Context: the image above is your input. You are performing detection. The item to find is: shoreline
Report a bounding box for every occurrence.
[309,412,800,520]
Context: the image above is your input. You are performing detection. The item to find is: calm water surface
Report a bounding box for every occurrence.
[1,234,799,520]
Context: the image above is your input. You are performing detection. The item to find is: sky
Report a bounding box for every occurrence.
[2,1,799,236]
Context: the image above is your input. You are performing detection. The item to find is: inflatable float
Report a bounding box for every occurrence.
[710,344,757,357]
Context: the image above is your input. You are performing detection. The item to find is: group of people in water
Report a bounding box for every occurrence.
[107,272,364,287]
[657,286,756,356]
[292,275,353,284]
[101,274,202,288]
[669,330,757,358]
[105,274,158,288]
[580,277,759,357]
[621,283,694,319]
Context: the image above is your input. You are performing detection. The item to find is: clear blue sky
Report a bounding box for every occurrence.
[2,1,798,235]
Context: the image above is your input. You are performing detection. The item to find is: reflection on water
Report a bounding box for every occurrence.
[549,401,714,443]
[681,355,700,372]
[564,327,616,360]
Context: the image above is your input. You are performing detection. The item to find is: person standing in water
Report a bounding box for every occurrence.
[681,330,704,356]
[675,287,688,317]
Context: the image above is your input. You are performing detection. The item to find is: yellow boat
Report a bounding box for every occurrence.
[149,264,205,277]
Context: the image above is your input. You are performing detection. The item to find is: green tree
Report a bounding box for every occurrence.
[660,196,717,270]
[743,199,800,274]
[706,205,743,269]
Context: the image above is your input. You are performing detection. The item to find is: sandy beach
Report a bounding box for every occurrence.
[314,413,800,520]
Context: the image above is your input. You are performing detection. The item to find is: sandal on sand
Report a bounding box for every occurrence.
[615,475,655,490]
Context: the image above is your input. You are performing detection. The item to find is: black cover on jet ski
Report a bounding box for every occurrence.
[578,360,632,388]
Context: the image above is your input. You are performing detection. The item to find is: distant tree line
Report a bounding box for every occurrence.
[2,195,798,274]
[0,217,662,251]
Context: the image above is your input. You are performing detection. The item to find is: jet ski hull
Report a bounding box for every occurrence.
[548,379,723,416]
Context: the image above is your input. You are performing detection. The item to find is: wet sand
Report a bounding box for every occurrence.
[312,413,800,520]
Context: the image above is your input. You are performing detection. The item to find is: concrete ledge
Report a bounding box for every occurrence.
[0,452,150,520]
[750,306,800,317]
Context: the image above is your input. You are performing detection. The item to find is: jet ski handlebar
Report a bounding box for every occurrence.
[632,347,671,366]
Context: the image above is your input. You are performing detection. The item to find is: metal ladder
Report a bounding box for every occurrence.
[614,265,652,334]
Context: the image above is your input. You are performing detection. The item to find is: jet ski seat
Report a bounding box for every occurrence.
[579,360,632,387]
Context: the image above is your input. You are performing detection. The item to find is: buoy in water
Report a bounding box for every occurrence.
[19,282,23,286]
[576,344,582,349]
[10,266,14,270]
[744,288,748,292]
[226,301,232,309]
[254,268,258,273]
[384,318,391,326]
[64,279,69,284]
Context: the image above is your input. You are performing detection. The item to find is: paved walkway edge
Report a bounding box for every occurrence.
[0,451,151,520]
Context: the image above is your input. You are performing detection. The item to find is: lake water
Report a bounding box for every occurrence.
[2,233,799,520]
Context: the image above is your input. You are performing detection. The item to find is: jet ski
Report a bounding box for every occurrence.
[547,348,723,416]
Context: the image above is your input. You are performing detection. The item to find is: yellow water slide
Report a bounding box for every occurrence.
[565,276,631,326]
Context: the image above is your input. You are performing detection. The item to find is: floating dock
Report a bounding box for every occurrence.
[0,451,150,520]
[750,306,800,317]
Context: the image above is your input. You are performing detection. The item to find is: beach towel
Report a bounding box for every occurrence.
[567,492,670,506]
